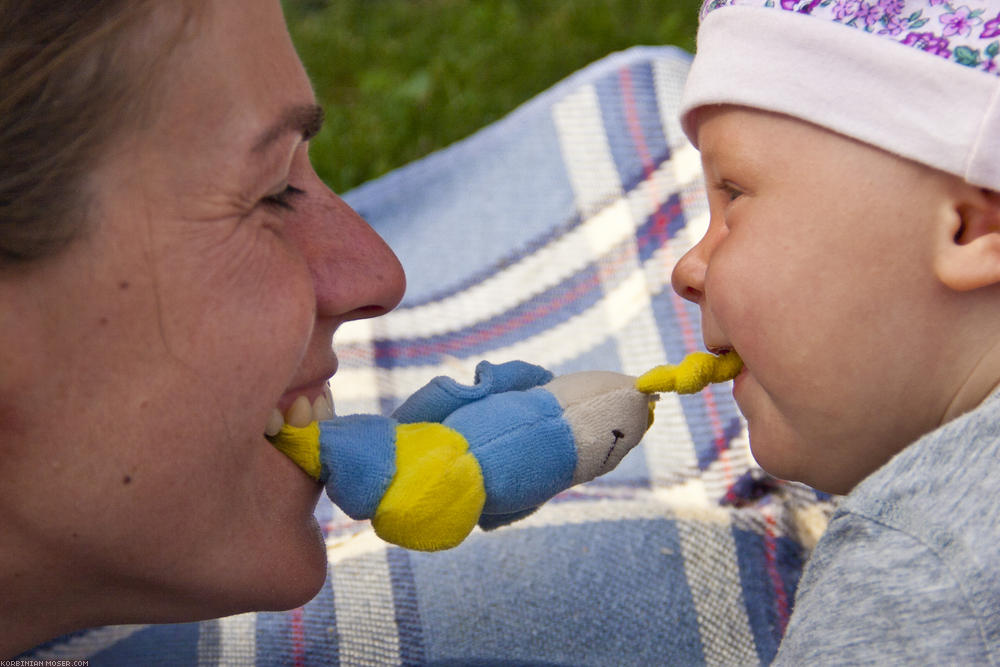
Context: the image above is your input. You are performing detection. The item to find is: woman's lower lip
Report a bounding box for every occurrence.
[272,443,325,492]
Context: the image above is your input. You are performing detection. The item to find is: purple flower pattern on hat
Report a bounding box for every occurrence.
[702,0,1000,75]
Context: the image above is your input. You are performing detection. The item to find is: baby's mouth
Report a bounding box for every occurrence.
[264,385,335,436]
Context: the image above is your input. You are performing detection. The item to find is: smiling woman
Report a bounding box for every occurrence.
[0,0,404,657]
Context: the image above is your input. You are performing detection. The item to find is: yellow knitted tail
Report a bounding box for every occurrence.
[636,351,743,395]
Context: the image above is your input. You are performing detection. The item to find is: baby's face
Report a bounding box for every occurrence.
[672,106,970,494]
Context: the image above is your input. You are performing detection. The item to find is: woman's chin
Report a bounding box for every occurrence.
[262,475,328,607]
[211,519,328,617]
[208,440,329,613]
[253,523,328,612]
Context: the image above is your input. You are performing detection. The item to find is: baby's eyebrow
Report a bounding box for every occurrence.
[251,103,325,154]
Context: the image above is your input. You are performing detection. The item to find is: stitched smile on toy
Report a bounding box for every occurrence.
[604,429,626,466]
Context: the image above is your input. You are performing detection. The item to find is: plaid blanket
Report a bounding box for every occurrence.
[24,46,833,666]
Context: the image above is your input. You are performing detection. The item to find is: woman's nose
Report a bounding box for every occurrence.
[295,189,406,322]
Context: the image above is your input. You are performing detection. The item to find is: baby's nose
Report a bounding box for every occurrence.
[671,242,707,305]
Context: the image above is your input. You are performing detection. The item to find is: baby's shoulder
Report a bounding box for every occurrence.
[776,507,994,664]
[775,402,1000,664]
[845,390,1000,555]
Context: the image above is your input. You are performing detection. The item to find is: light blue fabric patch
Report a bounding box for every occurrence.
[445,387,575,515]
[392,360,554,424]
[319,415,397,520]
[345,103,577,307]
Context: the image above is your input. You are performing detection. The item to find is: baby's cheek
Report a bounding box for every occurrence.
[704,272,761,347]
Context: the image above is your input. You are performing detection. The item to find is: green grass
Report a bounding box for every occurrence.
[281,0,703,194]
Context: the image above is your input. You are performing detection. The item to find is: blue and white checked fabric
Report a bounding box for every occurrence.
[24,47,833,666]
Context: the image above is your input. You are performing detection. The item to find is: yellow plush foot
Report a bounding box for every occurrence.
[636,351,743,395]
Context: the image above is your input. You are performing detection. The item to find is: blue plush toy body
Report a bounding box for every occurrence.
[269,353,742,551]
[270,360,654,550]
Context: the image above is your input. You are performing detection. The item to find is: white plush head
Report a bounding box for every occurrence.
[543,371,654,485]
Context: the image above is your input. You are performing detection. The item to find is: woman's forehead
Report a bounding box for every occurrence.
[133,1,317,168]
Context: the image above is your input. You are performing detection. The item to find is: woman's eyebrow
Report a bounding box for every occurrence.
[251,103,325,154]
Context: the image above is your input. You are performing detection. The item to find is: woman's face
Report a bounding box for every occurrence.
[0,0,404,624]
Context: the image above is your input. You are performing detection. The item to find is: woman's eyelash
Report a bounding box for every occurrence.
[262,184,305,211]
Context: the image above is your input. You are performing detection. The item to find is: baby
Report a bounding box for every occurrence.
[673,0,1000,662]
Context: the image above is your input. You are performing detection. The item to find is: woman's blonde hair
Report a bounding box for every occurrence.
[0,1,192,263]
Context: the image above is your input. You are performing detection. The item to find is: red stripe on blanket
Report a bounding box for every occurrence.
[292,605,305,667]
[345,200,685,365]
[374,263,604,360]
[764,512,790,635]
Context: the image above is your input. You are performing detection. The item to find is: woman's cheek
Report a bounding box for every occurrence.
[163,222,316,406]
[231,231,317,371]
[222,220,314,315]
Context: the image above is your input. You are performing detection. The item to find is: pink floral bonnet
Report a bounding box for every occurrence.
[679,0,1000,189]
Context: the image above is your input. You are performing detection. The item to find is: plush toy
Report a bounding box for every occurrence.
[269,351,742,551]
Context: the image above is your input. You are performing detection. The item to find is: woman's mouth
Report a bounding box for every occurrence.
[264,384,335,436]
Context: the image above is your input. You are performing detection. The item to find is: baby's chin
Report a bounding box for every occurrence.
[745,422,810,486]
[748,429,860,495]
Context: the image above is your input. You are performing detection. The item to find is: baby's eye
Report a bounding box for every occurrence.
[719,181,743,202]
[262,184,305,211]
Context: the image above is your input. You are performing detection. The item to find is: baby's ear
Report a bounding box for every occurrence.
[935,188,1000,291]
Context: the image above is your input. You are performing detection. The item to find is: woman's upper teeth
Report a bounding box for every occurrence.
[264,386,334,436]
[264,409,285,437]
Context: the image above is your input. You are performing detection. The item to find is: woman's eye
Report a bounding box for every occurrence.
[262,184,305,211]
